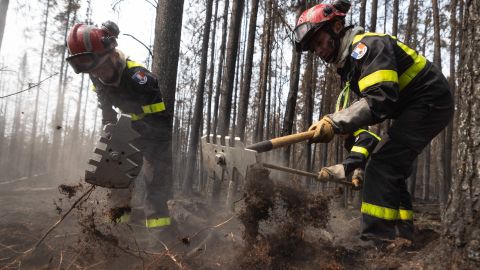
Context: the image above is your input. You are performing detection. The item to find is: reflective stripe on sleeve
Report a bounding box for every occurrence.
[399,209,414,220]
[361,202,399,221]
[358,69,399,92]
[351,146,369,158]
[131,102,166,121]
[353,129,382,141]
[352,33,390,45]
[127,60,145,69]
[396,41,427,90]
[145,217,171,228]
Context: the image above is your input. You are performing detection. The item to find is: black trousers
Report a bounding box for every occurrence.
[110,115,173,228]
[361,65,454,240]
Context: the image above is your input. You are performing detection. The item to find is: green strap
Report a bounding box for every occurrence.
[335,82,351,112]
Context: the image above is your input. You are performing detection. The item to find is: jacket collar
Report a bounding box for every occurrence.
[333,26,365,69]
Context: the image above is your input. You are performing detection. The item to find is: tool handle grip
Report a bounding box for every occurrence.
[246,130,315,153]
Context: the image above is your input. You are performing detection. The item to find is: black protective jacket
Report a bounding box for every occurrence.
[91,59,170,140]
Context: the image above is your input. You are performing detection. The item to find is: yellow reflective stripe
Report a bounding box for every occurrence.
[127,60,144,69]
[146,217,171,228]
[361,202,398,220]
[352,32,390,45]
[142,102,165,114]
[351,146,369,158]
[116,213,131,224]
[130,113,144,121]
[130,102,166,121]
[353,129,382,141]
[358,70,398,92]
[396,41,427,90]
[399,209,414,220]
[91,84,97,92]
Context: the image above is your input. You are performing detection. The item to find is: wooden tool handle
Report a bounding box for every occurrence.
[246,130,315,153]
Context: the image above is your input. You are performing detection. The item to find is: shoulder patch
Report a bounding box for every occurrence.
[132,70,148,84]
[351,42,368,59]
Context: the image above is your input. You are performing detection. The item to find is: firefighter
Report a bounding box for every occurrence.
[65,21,174,240]
[293,1,454,243]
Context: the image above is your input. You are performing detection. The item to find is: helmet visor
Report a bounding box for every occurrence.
[292,22,323,52]
[66,52,110,73]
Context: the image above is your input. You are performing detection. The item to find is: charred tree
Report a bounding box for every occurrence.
[281,1,303,165]
[217,0,245,140]
[183,0,214,194]
[212,0,229,140]
[152,0,185,122]
[254,0,273,142]
[206,0,219,141]
[370,0,378,31]
[236,0,259,141]
[392,0,399,36]
[359,0,367,28]
[438,1,480,268]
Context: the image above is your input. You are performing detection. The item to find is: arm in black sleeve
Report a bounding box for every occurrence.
[343,129,381,175]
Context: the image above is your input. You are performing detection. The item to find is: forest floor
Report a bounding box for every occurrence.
[0,173,443,270]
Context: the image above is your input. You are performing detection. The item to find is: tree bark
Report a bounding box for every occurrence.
[359,0,367,28]
[212,0,229,141]
[236,0,259,142]
[206,0,219,141]
[254,0,272,142]
[281,1,303,165]
[369,0,378,32]
[183,0,214,194]
[440,1,480,267]
[217,0,245,141]
[152,0,185,122]
[392,0,399,36]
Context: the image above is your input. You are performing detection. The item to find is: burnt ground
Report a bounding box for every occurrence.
[0,173,442,270]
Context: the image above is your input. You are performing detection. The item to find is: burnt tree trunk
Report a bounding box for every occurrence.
[439,1,480,268]
[212,0,229,140]
[217,0,245,140]
[370,0,378,32]
[254,0,272,142]
[236,0,259,142]
[206,0,219,141]
[281,1,303,165]
[183,0,214,194]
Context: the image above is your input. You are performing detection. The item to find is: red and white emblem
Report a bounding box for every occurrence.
[132,71,148,84]
[351,42,368,59]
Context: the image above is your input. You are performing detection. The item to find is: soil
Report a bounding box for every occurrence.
[0,172,443,270]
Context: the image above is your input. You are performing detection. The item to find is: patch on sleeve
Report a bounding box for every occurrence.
[351,42,368,59]
[132,70,148,84]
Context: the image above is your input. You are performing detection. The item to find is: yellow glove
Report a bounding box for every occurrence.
[308,117,335,143]
[351,168,364,190]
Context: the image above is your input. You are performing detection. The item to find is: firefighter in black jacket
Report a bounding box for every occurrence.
[65,22,174,235]
[293,1,453,242]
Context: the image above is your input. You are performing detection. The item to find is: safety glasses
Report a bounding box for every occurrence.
[292,22,323,52]
[66,51,110,74]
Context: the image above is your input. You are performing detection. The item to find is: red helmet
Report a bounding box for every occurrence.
[66,22,119,73]
[293,3,346,52]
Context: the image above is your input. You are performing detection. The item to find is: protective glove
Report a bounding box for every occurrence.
[318,164,345,182]
[351,168,364,190]
[308,116,335,143]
